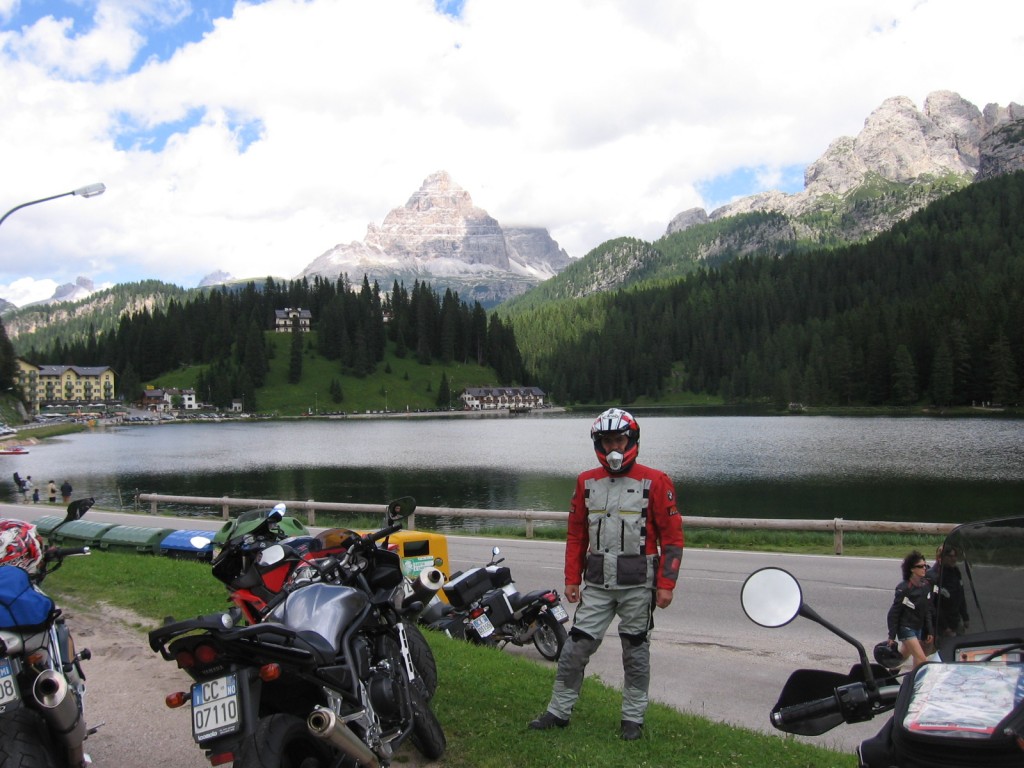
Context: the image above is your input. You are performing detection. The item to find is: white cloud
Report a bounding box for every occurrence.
[0,0,1022,301]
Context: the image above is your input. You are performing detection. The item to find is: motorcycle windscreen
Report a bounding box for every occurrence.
[943,517,1024,635]
[771,668,855,735]
[269,583,369,647]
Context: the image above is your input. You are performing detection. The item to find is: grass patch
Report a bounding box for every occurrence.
[44,551,855,767]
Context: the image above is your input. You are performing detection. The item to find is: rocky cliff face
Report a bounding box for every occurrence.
[668,91,1024,238]
[297,171,570,306]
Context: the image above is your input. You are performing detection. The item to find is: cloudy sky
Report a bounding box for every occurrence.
[1,0,1022,307]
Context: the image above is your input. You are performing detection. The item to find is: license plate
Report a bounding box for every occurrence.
[0,659,20,711]
[191,674,241,742]
[471,613,495,638]
[551,604,569,623]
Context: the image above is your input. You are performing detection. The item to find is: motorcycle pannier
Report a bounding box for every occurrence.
[442,568,492,608]
[885,661,1024,767]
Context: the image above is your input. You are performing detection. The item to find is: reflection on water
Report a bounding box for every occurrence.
[8,415,1023,526]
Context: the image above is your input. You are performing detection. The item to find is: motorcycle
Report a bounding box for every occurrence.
[740,515,1024,768]
[201,501,442,700]
[149,497,446,768]
[421,546,569,661]
[0,498,97,768]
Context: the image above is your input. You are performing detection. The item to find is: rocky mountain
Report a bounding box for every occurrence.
[504,91,1024,310]
[296,171,571,306]
[671,91,1024,240]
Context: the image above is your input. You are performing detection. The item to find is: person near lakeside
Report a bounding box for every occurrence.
[47,480,58,504]
[60,480,72,504]
[926,543,969,639]
[884,550,934,670]
[529,408,685,741]
[20,475,32,501]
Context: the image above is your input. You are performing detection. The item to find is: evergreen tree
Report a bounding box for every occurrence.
[287,322,303,384]
[891,344,918,405]
[929,340,954,407]
[436,372,451,410]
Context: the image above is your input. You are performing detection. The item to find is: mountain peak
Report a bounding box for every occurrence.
[297,172,570,306]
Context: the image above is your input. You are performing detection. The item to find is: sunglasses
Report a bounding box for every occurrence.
[912,563,927,569]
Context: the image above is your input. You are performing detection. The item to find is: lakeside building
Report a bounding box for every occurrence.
[459,386,546,411]
[15,359,117,412]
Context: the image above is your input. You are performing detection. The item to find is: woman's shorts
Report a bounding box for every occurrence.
[897,626,922,641]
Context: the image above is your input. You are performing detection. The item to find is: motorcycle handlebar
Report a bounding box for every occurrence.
[771,693,841,728]
[45,545,91,560]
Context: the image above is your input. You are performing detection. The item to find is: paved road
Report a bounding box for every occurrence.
[2,502,902,757]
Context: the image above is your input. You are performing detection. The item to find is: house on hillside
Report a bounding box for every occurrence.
[15,359,116,412]
[142,387,197,412]
[459,386,546,411]
[274,308,312,332]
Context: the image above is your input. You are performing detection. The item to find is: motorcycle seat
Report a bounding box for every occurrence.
[508,589,548,612]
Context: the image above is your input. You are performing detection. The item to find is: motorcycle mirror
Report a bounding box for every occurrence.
[741,567,803,628]
[269,503,286,522]
[491,546,501,556]
[386,496,416,524]
[259,544,286,566]
[189,536,213,549]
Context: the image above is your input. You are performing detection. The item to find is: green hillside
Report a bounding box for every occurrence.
[154,330,501,417]
[505,172,1024,409]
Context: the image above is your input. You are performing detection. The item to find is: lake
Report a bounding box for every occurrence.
[6,413,1023,527]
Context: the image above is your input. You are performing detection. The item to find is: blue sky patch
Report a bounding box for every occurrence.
[114,107,205,152]
[698,164,805,209]
[435,0,465,19]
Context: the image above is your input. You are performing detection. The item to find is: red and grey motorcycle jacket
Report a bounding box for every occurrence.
[564,463,684,591]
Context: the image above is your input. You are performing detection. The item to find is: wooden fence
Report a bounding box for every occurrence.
[136,493,957,555]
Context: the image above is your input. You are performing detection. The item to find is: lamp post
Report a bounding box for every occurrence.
[0,183,106,229]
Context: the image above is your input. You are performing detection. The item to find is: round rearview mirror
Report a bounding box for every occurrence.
[491,546,501,556]
[269,503,287,522]
[259,544,286,566]
[741,567,803,628]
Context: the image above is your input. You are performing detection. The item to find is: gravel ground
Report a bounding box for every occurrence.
[61,602,210,767]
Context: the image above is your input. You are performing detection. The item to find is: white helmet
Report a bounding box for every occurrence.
[590,408,640,473]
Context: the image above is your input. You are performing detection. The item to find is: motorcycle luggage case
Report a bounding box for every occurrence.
[866,661,1024,768]
[481,590,514,628]
[442,568,492,608]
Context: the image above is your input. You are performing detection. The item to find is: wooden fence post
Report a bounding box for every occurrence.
[834,518,844,555]
[221,496,230,519]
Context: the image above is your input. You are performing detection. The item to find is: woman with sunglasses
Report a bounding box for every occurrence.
[883,550,935,670]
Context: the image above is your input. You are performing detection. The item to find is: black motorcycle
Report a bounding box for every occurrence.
[0,499,96,768]
[149,497,445,768]
[422,546,569,661]
[741,516,1024,768]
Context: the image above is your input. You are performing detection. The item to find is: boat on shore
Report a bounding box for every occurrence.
[0,447,28,455]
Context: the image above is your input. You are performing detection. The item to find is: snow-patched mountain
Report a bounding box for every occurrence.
[297,171,571,306]
[27,277,97,307]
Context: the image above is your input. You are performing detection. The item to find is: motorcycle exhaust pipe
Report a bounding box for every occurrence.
[307,706,380,768]
[33,670,87,766]
[412,567,446,598]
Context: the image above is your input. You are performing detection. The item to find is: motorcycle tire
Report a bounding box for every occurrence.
[533,611,568,661]
[408,685,447,760]
[405,622,438,701]
[235,713,336,768]
[0,708,61,768]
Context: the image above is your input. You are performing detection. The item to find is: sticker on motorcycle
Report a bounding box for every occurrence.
[0,658,21,710]
[191,673,241,742]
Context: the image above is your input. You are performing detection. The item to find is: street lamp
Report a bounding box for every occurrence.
[0,183,106,228]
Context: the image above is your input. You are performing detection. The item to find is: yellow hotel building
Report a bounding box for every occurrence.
[15,359,117,412]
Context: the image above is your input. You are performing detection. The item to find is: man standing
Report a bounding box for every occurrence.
[530,408,684,741]
[60,480,73,504]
